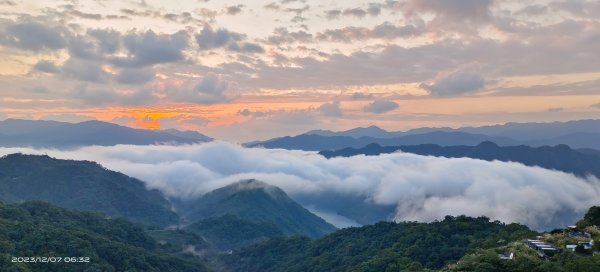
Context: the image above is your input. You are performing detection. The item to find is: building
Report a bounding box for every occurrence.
[498,252,514,260]
[527,239,559,257]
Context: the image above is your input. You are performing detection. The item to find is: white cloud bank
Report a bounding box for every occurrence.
[1,142,599,230]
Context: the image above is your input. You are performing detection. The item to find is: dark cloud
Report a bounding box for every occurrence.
[115,68,155,85]
[111,30,189,67]
[0,0,16,6]
[325,10,341,19]
[71,84,118,105]
[351,92,375,100]
[316,22,424,42]
[196,25,243,50]
[61,58,109,83]
[87,29,121,54]
[169,73,231,104]
[0,20,70,52]
[403,0,494,31]
[363,99,399,113]
[237,108,269,118]
[343,8,368,18]
[32,60,60,74]
[421,70,486,96]
[225,5,244,15]
[318,101,343,117]
[267,27,312,44]
[71,84,156,106]
[326,4,381,19]
[195,25,263,53]
[71,10,103,20]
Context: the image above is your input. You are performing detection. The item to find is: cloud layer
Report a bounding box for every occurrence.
[1,142,598,230]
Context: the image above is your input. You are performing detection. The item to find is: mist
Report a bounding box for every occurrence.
[1,141,599,230]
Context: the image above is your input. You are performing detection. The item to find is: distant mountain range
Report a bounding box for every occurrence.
[245,132,518,151]
[0,119,212,148]
[248,119,600,150]
[320,141,600,179]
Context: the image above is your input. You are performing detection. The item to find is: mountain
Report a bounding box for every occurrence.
[221,215,535,272]
[306,125,402,139]
[308,120,600,141]
[320,141,600,179]
[246,132,518,151]
[0,201,209,272]
[455,119,600,141]
[0,153,178,227]
[177,179,337,238]
[302,119,600,149]
[162,128,213,142]
[529,132,600,150]
[0,119,212,148]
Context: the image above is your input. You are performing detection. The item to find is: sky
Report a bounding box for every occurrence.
[1,0,600,142]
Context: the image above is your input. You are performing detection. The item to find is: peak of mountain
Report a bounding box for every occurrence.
[162,128,213,141]
[0,153,179,227]
[306,125,396,139]
[0,119,211,148]
[178,179,337,238]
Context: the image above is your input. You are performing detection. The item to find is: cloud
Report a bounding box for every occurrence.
[351,92,374,100]
[195,25,243,50]
[225,5,244,15]
[316,22,424,42]
[111,30,189,68]
[195,25,263,53]
[421,70,486,96]
[61,58,110,83]
[71,84,156,106]
[591,102,600,109]
[237,108,269,118]
[169,73,231,104]
[0,19,70,52]
[318,101,343,117]
[364,99,399,113]
[115,67,155,85]
[403,0,494,31]
[32,60,60,74]
[267,27,312,44]
[1,142,599,230]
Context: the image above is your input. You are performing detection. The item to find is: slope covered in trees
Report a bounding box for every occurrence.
[221,215,535,272]
[0,153,179,227]
[0,201,209,272]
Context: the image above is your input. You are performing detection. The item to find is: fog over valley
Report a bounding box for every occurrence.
[2,142,598,230]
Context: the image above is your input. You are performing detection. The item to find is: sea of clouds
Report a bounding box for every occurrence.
[1,141,599,230]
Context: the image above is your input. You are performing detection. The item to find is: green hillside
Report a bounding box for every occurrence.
[0,201,209,272]
[185,214,283,250]
[179,179,337,238]
[222,215,536,272]
[0,153,179,227]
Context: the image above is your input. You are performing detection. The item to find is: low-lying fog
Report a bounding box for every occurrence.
[2,141,599,230]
